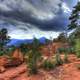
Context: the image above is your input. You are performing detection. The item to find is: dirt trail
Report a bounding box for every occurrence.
[61,62,80,80]
[0,55,80,80]
[60,55,80,80]
[0,63,27,80]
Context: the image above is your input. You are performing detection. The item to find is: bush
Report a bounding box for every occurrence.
[54,53,63,66]
[27,49,42,74]
[42,59,54,70]
[0,51,4,56]
[58,47,65,53]
[67,47,75,54]
[64,52,69,63]
[76,50,80,58]
[75,39,80,58]
[28,59,38,74]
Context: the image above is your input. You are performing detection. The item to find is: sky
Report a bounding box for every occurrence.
[0,0,79,39]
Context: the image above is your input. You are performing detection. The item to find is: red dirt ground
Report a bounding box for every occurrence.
[61,55,80,80]
[0,54,80,80]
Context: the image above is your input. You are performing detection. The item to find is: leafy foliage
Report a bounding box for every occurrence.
[0,28,10,46]
[42,59,54,70]
[68,2,80,30]
[75,39,80,58]
[20,43,29,56]
[57,33,67,43]
[27,38,42,74]
[0,28,10,56]
[58,47,66,53]
[54,52,63,66]
[6,46,16,57]
[64,52,69,63]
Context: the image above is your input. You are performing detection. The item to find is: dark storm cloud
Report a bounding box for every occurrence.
[0,0,77,32]
[0,0,67,31]
[0,7,67,31]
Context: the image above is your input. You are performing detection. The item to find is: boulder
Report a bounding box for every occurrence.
[0,56,8,73]
[12,48,24,62]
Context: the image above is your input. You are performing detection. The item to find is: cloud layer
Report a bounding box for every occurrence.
[0,0,78,39]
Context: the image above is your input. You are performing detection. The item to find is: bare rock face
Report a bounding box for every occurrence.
[0,66,6,73]
[5,49,24,67]
[5,58,23,67]
[0,48,24,72]
[12,48,24,62]
[0,56,8,66]
[0,56,8,73]
[0,64,27,80]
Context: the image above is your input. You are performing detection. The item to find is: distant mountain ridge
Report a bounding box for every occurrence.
[7,37,47,46]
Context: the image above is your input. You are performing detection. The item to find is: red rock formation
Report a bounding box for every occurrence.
[12,48,24,62]
[0,56,8,73]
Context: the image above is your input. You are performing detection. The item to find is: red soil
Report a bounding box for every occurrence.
[61,62,80,80]
[0,54,80,80]
[61,55,80,80]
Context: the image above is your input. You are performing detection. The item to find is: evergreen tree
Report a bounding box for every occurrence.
[55,51,63,66]
[68,1,80,58]
[58,32,67,43]
[27,37,42,74]
[20,43,29,56]
[68,1,80,29]
[0,28,10,56]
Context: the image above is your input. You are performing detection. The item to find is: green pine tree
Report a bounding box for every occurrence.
[27,38,42,74]
[0,28,10,56]
[55,52,63,66]
[68,2,80,30]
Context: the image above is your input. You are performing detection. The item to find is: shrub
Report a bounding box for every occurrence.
[0,51,4,56]
[27,50,42,74]
[42,59,54,70]
[76,50,80,58]
[67,47,75,54]
[0,28,10,56]
[75,39,80,58]
[58,47,65,53]
[28,58,38,74]
[54,53,63,66]
[64,52,69,63]
[27,38,43,74]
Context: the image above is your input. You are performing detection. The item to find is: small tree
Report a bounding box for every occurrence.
[75,39,80,58]
[6,45,16,57]
[27,38,42,74]
[64,52,69,63]
[19,43,30,60]
[54,51,63,66]
[68,2,80,58]
[68,1,80,30]
[0,28,10,56]
[42,59,54,70]
[57,32,67,43]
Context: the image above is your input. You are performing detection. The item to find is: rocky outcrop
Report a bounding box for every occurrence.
[0,64,27,80]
